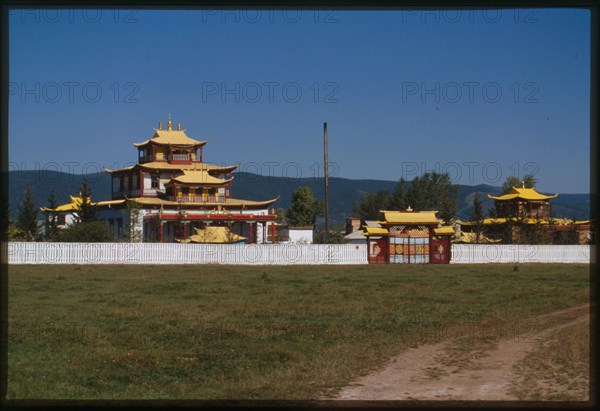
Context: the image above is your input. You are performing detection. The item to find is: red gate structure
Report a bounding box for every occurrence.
[363,209,454,264]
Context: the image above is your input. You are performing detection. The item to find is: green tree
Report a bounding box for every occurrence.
[471,192,484,243]
[76,178,98,223]
[439,194,457,225]
[44,190,60,241]
[59,220,113,242]
[16,185,38,240]
[274,207,286,223]
[406,172,458,223]
[313,225,348,244]
[58,178,113,242]
[390,178,408,210]
[501,174,537,194]
[7,210,27,241]
[286,186,324,227]
[352,190,391,221]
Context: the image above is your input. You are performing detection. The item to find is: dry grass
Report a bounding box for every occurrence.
[509,318,590,401]
[7,263,590,400]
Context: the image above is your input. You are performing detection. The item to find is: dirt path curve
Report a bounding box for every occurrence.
[331,304,590,401]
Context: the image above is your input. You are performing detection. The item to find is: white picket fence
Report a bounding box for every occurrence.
[5,242,592,265]
[6,242,368,265]
[450,244,592,264]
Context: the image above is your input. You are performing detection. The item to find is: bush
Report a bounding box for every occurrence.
[59,221,114,242]
[313,228,347,244]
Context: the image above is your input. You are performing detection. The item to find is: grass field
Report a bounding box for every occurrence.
[7,264,590,400]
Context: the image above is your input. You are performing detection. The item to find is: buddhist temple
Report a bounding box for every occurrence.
[362,208,455,264]
[488,185,558,219]
[458,184,593,244]
[44,116,280,243]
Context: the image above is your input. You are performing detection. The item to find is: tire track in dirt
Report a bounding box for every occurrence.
[331,304,590,400]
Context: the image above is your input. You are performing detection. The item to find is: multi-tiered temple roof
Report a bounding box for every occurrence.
[43,116,279,243]
[103,116,278,210]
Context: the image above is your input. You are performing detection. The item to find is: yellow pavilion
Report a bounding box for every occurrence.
[458,185,592,244]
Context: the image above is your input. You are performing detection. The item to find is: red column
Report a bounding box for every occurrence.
[248,222,253,244]
[271,223,276,243]
[183,222,187,239]
[160,222,164,243]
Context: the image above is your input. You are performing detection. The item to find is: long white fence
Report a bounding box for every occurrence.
[5,242,592,265]
[451,244,592,264]
[6,242,368,265]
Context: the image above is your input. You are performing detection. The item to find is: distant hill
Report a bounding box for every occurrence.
[8,170,591,225]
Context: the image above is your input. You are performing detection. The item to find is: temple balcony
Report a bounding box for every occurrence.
[168,195,226,203]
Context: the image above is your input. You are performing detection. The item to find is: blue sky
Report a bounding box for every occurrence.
[8,8,590,193]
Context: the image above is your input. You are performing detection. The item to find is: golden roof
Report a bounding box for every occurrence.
[488,187,558,201]
[380,210,439,224]
[362,226,389,236]
[167,170,233,186]
[176,226,246,244]
[41,197,126,212]
[40,195,90,212]
[134,129,207,147]
[433,226,455,236]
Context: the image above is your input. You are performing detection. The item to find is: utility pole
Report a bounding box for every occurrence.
[324,122,329,234]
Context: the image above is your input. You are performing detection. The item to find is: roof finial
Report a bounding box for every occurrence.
[167,114,173,131]
[407,205,413,211]
[521,180,525,188]
[158,120,162,130]
[177,121,181,131]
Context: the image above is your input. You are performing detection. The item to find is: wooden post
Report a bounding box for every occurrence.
[324,122,329,234]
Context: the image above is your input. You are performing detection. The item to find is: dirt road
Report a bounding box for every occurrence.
[330,305,590,401]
